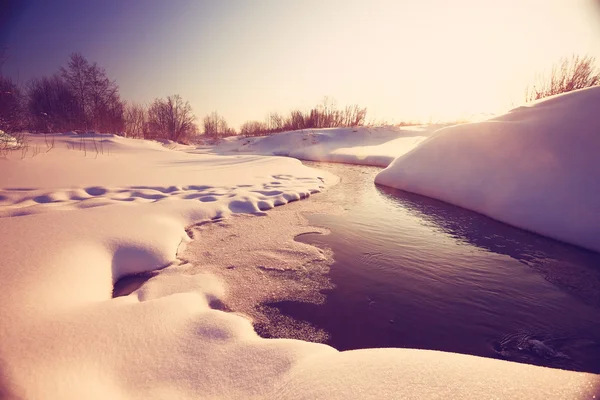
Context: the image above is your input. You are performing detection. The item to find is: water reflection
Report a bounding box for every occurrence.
[261,162,600,374]
[376,184,600,308]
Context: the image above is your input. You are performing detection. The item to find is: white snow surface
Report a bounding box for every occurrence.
[0,133,598,399]
[203,125,446,167]
[376,87,600,253]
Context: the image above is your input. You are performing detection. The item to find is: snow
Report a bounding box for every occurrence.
[0,130,19,149]
[0,130,598,398]
[375,87,600,253]
[203,125,446,167]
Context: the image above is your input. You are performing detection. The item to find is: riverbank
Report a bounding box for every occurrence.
[0,133,598,399]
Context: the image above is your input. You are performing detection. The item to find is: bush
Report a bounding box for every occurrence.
[240,120,267,137]
[238,98,368,137]
[526,55,600,101]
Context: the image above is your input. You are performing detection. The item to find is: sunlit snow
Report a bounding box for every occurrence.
[1,93,599,399]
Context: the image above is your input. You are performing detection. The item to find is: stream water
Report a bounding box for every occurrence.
[262,162,600,373]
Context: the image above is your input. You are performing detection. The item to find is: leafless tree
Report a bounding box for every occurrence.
[123,102,147,138]
[526,55,600,101]
[60,53,124,133]
[280,98,368,131]
[341,104,367,127]
[85,62,124,133]
[61,53,90,129]
[240,120,267,137]
[27,74,79,132]
[203,111,235,137]
[265,111,284,133]
[147,95,198,142]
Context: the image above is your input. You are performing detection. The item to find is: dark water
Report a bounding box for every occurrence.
[265,162,600,373]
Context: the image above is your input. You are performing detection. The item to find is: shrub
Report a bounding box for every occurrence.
[526,55,600,101]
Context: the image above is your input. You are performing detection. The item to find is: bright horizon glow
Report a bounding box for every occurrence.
[3,0,600,127]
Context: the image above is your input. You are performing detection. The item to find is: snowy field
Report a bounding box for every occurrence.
[198,124,446,167]
[1,89,600,399]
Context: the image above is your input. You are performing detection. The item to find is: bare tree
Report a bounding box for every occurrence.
[61,53,90,129]
[147,95,198,142]
[341,104,367,127]
[265,111,284,133]
[203,111,235,137]
[240,120,267,137]
[27,74,79,132]
[123,102,147,138]
[85,62,124,133]
[59,54,124,133]
[526,55,600,101]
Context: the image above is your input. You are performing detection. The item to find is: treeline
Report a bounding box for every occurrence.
[2,53,125,134]
[127,98,367,141]
[0,53,200,142]
[239,99,367,137]
[0,53,370,143]
[3,51,600,143]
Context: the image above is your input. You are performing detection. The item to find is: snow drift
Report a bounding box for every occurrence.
[0,133,598,399]
[204,125,446,167]
[376,87,600,253]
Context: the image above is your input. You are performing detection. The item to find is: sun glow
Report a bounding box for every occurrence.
[3,0,600,127]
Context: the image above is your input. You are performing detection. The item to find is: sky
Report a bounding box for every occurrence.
[2,0,600,127]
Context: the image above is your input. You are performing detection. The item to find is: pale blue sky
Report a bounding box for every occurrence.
[3,0,600,127]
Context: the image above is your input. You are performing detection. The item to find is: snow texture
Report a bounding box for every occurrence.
[203,125,446,167]
[0,129,598,398]
[376,87,600,253]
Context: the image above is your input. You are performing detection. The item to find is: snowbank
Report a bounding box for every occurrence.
[204,125,445,167]
[0,133,598,399]
[376,87,600,253]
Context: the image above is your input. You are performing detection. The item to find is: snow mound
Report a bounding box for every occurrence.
[376,87,600,253]
[0,132,598,399]
[206,125,446,167]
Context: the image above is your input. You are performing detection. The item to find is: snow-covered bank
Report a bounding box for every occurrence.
[202,125,446,167]
[0,133,598,399]
[376,87,600,253]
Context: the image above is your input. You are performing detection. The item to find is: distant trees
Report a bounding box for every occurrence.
[239,120,267,137]
[147,95,198,142]
[21,53,125,134]
[526,55,600,102]
[238,98,368,137]
[2,49,374,144]
[265,112,284,133]
[203,111,236,138]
